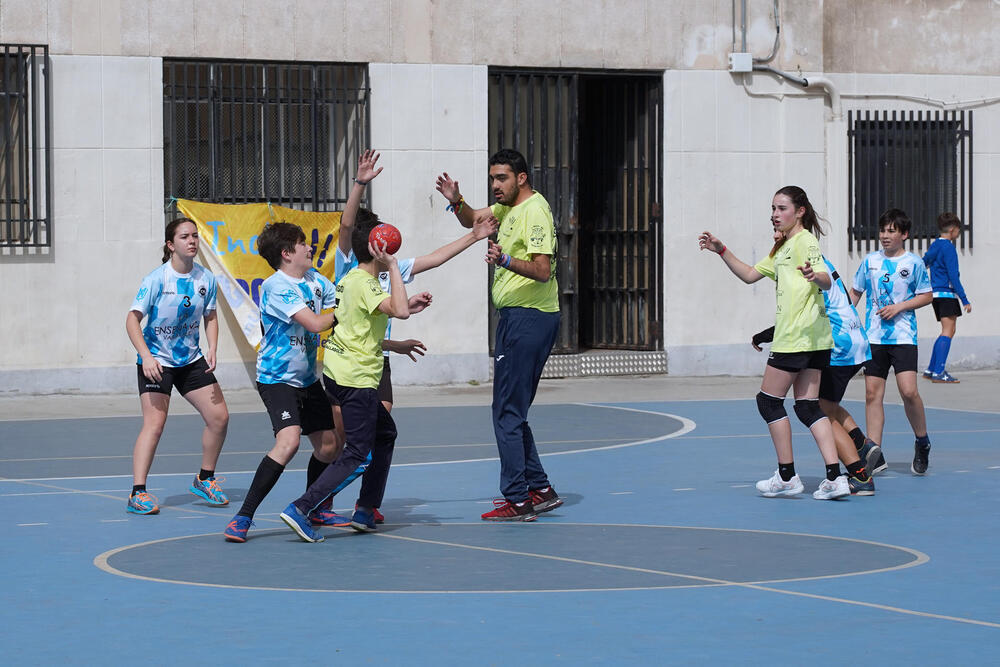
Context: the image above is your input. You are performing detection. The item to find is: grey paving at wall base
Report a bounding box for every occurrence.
[0,371,995,422]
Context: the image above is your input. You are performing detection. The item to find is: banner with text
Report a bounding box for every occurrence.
[175,199,341,347]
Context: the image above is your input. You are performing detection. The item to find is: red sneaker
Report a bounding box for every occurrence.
[481,498,537,521]
[528,486,563,513]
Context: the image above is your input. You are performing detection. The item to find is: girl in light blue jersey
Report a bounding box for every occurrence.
[125,218,230,515]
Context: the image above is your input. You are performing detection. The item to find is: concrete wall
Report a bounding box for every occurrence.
[0,0,998,393]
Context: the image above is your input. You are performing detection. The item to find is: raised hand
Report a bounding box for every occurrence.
[485,239,504,265]
[698,231,725,255]
[408,291,433,314]
[357,149,383,183]
[435,172,461,202]
[472,212,499,240]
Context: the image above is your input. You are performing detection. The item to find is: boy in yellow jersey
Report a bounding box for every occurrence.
[278,217,411,542]
[436,149,563,521]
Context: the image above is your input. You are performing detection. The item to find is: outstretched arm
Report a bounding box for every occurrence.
[411,214,499,275]
[340,149,383,256]
[435,172,493,229]
[698,231,764,284]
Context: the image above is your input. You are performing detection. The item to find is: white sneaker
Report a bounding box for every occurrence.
[756,471,805,497]
[813,475,850,500]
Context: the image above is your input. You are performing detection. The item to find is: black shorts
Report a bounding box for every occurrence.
[767,349,831,373]
[819,362,863,403]
[324,357,392,407]
[932,297,962,321]
[257,380,334,435]
[137,357,217,396]
[377,356,393,404]
[864,344,918,379]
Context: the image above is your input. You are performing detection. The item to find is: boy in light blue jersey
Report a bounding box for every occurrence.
[922,212,972,383]
[850,209,934,476]
[224,222,340,543]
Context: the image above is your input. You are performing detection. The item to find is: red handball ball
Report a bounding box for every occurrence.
[369,223,402,255]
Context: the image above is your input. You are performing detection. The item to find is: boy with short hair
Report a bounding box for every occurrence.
[850,208,934,475]
[922,212,972,383]
[222,221,339,542]
[278,216,411,542]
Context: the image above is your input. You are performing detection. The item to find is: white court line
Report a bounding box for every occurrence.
[610,491,633,495]
[92,523,1000,629]
[673,488,696,491]
[17,523,47,526]
[1,488,161,497]
[100,519,128,523]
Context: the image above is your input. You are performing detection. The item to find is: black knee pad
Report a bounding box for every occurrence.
[756,392,787,424]
[793,399,827,428]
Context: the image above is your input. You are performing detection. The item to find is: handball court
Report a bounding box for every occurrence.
[1,373,998,664]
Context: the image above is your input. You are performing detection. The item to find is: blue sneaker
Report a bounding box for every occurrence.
[350,507,377,532]
[922,369,934,380]
[310,508,352,526]
[224,515,253,542]
[858,440,887,475]
[190,476,229,505]
[931,371,960,384]
[848,472,875,496]
[126,491,160,515]
[280,503,325,542]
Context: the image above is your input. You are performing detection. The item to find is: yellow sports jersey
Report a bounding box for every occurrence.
[753,230,832,353]
[490,192,559,312]
[321,268,389,389]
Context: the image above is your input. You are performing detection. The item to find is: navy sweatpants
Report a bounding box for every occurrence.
[293,378,396,514]
[492,306,561,502]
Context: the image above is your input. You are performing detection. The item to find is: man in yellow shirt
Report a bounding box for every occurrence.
[436,149,563,521]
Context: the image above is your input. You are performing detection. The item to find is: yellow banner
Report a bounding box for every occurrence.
[175,199,341,347]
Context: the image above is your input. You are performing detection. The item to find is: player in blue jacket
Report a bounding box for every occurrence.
[922,212,972,383]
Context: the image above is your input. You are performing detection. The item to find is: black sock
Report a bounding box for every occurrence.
[849,427,866,450]
[778,462,796,482]
[846,460,867,479]
[916,434,930,446]
[199,469,214,481]
[131,484,146,496]
[307,455,329,489]
[237,455,285,519]
[825,463,842,481]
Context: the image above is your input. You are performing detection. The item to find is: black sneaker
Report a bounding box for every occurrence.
[528,486,563,513]
[911,442,931,475]
[848,472,875,496]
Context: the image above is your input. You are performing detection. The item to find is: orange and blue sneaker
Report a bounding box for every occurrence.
[126,491,160,515]
[310,497,351,527]
[224,514,253,542]
[190,475,229,505]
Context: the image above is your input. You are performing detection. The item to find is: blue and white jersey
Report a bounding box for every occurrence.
[130,262,217,368]
[852,250,930,346]
[335,247,414,357]
[821,258,871,367]
[256,268,337,387]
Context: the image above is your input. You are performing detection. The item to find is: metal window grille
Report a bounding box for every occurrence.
[488,68,663,354]
[848,110,972,253]
[0,44,52,248]
[163,60,369,211]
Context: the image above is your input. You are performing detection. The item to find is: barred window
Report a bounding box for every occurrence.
[848,110,972,252]
[163,60,369,211]
[0,44,51,248]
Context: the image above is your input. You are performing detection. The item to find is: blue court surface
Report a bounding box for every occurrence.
[2,391,999,664]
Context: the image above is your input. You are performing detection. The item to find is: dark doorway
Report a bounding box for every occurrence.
[488,69,663,354]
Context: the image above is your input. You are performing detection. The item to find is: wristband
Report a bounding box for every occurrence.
[499,253,512,269]
[446,196,465,214]
[354,177,369,186]
[717,245,727,256]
